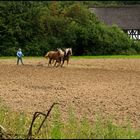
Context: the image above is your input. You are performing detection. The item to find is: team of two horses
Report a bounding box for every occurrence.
[44,48,72,67]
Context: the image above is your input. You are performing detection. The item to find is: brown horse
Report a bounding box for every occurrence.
[54,48,73,67]
[61,48,72,67]
[44,48,64,67]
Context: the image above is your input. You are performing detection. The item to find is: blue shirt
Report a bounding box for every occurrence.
[17,51,23,58]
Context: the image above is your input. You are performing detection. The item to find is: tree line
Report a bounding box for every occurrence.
[1,1,140,56]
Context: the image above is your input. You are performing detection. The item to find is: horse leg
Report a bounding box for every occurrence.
[48,59,52,67]
[61,60,65,67]
[51,59,54,65]
[53,60,57,67]
[55,57,61,67]
[67,59,69,66]
[56,60,61,67]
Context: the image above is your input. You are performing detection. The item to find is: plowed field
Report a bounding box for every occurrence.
[0,58,140,128]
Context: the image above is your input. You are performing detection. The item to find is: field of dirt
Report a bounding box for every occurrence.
[0,57,140,128]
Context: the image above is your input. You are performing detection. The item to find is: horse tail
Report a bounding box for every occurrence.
[44,52,49,59]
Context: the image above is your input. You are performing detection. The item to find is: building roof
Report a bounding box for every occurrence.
[89,6,140,29]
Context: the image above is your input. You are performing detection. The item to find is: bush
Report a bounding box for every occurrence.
[1,1,140,56]
[131,41,140,54]
[3,47,17,56]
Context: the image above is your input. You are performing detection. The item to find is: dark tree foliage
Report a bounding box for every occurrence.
[0,1,140,56]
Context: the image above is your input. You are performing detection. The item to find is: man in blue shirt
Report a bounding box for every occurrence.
[17,48,24,65]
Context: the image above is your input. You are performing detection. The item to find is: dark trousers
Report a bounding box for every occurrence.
[17,57,24,65]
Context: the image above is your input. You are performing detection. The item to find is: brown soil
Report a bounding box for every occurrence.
[0,58,140,128]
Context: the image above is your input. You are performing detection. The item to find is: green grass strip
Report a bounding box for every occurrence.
[0,55,140,60]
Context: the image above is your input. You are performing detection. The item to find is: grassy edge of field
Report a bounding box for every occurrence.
[72,55,140,59]
[0,55,140,60]
[0,103,140,139]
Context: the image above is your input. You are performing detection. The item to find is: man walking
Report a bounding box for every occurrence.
[17,48,24,65]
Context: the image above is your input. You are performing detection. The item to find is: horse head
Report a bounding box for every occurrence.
[57,48,64,57]
[65,48,72,56]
